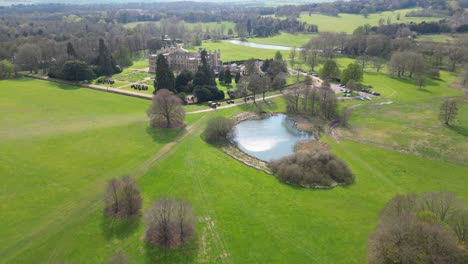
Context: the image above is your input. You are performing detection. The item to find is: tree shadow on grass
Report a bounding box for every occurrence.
[449,125,468,137]
[145,126,184,144]
[145,235,198,264]
[101,214,141,240]
[56,82,80,90]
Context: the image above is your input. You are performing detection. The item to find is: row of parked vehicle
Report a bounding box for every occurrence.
[361,88,380,96]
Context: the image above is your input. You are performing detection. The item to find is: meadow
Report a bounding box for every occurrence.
[299,8,443,34]
[245,32,317,47]
[0,73,467,263]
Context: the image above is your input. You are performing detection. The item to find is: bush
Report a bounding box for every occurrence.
[104,176,142,218]
[203,117,235,144]
[193,85,224,103]
[145,198,195,248]
[270,150,354,188]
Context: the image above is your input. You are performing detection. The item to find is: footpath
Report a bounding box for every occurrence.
[25,74,153,100]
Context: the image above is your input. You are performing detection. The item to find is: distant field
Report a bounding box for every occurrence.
[189,41,291,62]
[299,8,444,34]
[246,32,317,47]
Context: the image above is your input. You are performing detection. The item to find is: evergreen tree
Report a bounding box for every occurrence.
[155,54,175,92]
[224,69,232,85]
[66,42,77,59]
[96,39,119,76]
[218,70,225,83]
[175,69,193,93]
[235,72,241,84]
[193,50,216,87]
[274,51,283,61]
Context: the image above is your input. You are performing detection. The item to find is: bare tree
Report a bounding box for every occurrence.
[104,176,141,218]
[259,75,271,101]
[145,198,195,248]
[236,75,250,102]
[418,192,458,222]
[147,89,185,129]
[439,99,458,126]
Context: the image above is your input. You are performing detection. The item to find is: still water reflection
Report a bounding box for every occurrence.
[232,114,313,162]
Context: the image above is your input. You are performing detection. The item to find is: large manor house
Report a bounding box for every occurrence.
[148,44,222,73]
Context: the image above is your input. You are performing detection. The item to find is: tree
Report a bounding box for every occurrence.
[247,73,262,104]
[266,60,288,80]
[66,42,77,59]
[61,60,96,81]
[104,176,142,218]
[175,69,193,94]
[147,89,185,128]
[235,72,241,84]
[0,60,15,79]
[439,99,458,126]
[224,68,232,85]
[271,72,287,91]
[341,63,363,85]
[305,50,321,72]
[289,47,297,67]
[145,198,195,248]
[318,86,337,119]
[360,8,369,18]
[112,46,133,68]
[147,38,163,53]
[368,193,467,264]
[274,51,283,61]
[218,70,225,83]
[15,43,41,73]
[245,58,257,76]
[203,117,235,144]
[236,75,250,102]
[259,74,271,100]
[96,39,120,76]
[320,59,340,80]
[155,54,175,92]
[461,64,468,86]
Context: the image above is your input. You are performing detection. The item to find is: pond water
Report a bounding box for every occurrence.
[231,114,313,162]
[226,40,303,51]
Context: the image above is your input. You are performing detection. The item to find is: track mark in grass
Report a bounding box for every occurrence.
[336,141,403,192]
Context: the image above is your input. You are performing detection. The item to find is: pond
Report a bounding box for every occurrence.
[231,114,313,162]
[226,40,303,51]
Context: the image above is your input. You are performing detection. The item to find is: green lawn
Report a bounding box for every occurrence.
[1,74,467,263]
[246,32,317,47]
[189,41,291,62]
[299,8,443,34]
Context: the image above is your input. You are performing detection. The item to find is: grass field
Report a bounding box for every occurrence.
[246,32,317,47]
[299,9,443,34]
[190,41,291,62]
[1,77,467,263]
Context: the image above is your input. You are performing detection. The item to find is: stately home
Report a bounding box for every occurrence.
[149,45,222,73]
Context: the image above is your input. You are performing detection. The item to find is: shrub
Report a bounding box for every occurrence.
[145,198,195,248]
[270,150,353,187]
[104,176,142,218]
[203,117,235,144]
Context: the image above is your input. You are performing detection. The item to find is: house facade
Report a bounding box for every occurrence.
[149,45,222,73]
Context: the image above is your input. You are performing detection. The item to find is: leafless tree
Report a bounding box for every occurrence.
[147,89,185,129]
[145,198,195,248]
[439,99,458,126]
[104,176,142,218]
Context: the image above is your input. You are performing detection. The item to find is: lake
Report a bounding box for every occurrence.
[231,114,313,162]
